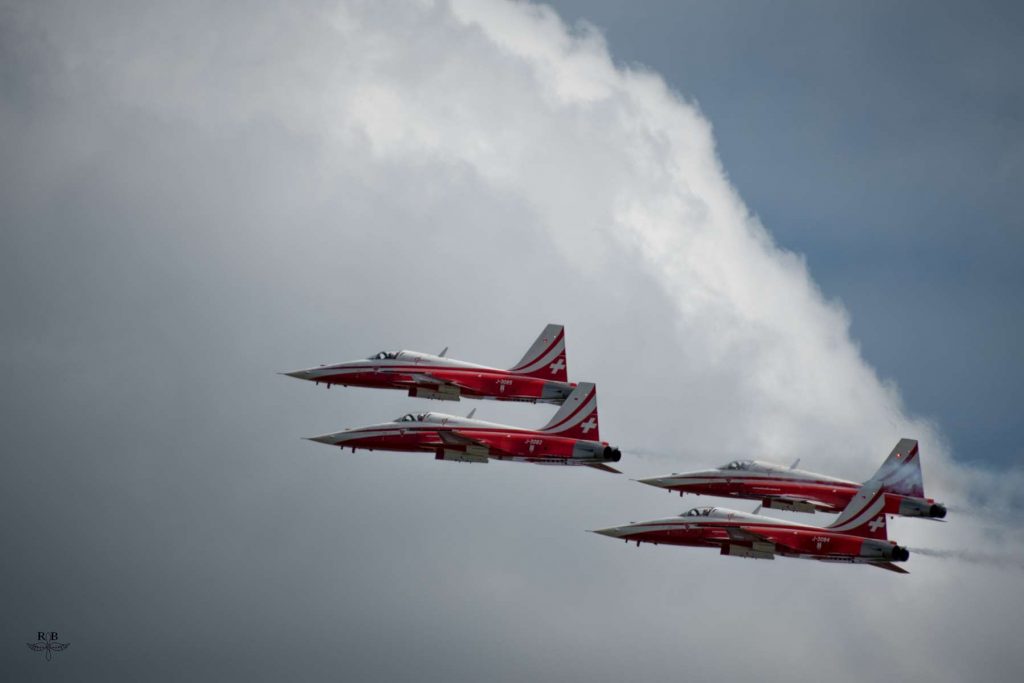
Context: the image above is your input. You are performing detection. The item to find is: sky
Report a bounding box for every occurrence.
[1,1,1022,681]
[547,0,1024,470]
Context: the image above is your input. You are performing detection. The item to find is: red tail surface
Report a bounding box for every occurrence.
[509,324,567,382]
[540,382,599,440]
[828,484,889,540]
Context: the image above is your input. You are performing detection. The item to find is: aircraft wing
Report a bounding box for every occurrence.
[438,430,487,448]
[435,430,491,463]
[775,494,815,504]
[378,370,468,400]
[438,430,517,458]
[869,562,910,574]
[380,370,465,390]
[774,494,839,512]
[409,372,462,387]
[726,526,804,554]
[725,526,772,543]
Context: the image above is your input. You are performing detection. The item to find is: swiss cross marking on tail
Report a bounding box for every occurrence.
[868,516,885,532]
[580,417,597,434]
[549,358,566,374]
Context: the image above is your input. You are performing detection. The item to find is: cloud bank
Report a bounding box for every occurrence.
[2,1,1021,681]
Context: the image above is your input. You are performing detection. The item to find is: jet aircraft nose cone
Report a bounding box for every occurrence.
[283,370,313,380]
[305,434,340,445]
[590,527,627,539]
[636,477,670,489]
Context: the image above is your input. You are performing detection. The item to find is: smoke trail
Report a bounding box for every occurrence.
[910,547,1024,572]
[621,446,685,462]
[937,504,1024,534]
[621,446,776,464]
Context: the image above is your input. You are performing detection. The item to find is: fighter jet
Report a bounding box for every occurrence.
[305,382,623,472]
[283,324,574,404]
[592,479,912,573]
[637,438,946,519]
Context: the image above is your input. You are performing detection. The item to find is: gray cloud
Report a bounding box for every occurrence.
[1,1,1022,681]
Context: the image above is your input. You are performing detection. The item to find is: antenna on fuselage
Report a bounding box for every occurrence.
[438,346,448,358]
[752,503,763,515]
[789,458,801,470]
[466,408,476,419]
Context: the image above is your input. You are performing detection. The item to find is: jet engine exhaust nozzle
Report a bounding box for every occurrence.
[604,446,622,462]
[892,546,910,562]
[930,503,947,519]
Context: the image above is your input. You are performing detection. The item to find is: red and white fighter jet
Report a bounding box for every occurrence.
[305,382,623,472]
[638,438,946,519]
[283,324,574,404]
[593,478,913,573]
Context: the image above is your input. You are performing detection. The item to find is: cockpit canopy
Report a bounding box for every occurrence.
[369,351,399,361]
[681,507,716,517]
[722,459,755,471]
[397,413,429,423]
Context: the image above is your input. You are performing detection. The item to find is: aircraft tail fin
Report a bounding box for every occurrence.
[826,439,926,540]
[827,483,889,540]
[865,438,924,497]
[509,324,567,381]
[540,382,599,440]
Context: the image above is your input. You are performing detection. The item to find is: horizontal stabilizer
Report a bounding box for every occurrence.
[870,562,910,574]
[586,463,622,474]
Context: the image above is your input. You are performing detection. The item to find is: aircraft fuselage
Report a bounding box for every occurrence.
[594,508,909,568]
[640,464,945,518]
[308,413,621,467]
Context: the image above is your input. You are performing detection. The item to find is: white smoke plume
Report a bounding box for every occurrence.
[910,548,1024,572]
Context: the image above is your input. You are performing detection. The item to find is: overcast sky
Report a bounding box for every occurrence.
[2,2,1022,681]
